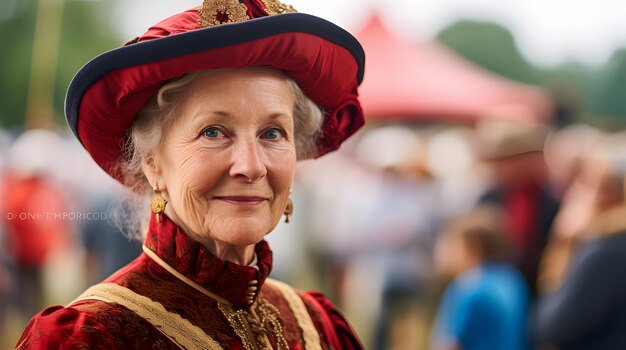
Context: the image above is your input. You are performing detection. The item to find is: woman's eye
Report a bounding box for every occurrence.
[262,128,283,140]
[202,127,222,138]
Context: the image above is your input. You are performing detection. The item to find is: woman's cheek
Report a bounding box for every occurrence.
[166,148,214,207]
[265,141,296,163]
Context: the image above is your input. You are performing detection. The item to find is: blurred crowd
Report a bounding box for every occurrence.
[1,118,626,349]
[0,127,142,348]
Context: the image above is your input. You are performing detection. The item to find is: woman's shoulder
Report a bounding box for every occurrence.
[261,279,364,350]
[15,301,116,349]
[298,290,365,350]
[15,299,173,350]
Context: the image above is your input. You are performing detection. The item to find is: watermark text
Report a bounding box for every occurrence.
[6,211,108,221]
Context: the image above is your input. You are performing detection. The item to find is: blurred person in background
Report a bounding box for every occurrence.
[431,205,530,350]
[537,125,606,293]
[1,129,72,319]
[425,127,489,220]
[354,126,441,350]
[543,124,605,198]
[16,0,367,348]
[81,194,142,285]
[533,133,626,350]
[476,119,559,295]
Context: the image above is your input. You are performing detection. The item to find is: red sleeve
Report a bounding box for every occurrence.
[300,291,365,350]
[15,305,115,350]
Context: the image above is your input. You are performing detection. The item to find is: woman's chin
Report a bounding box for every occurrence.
[214,220,271,246]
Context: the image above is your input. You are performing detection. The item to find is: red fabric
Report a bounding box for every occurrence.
[144,213,273,309]
[16,213,363,349]
[15,300,169,350]
[77,6,364,182]
[246,0,269,17]
[16,304,118,350]
[1,174,70,267]
[301,291,365,350]
[505,182,540,255]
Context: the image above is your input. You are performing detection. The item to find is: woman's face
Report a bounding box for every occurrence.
[148,68,297,247]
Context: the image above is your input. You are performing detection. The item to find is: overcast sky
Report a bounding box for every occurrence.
[116,0,626,67]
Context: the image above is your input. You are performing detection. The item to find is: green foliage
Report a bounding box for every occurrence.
[436,19,626,124]
[0,0,121,128]
[54,1,121,122]
[436,20,541,85]
[0,0,37,127]
[593,48,626,120]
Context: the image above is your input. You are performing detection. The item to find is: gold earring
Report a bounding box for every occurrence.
[284,198,293,224]
[151,185,168,223]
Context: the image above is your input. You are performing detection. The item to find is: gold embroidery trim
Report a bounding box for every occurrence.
[142,244,233,306]
[261,0,297,15]
[266,279,322,350]
[70,283,224,350]
[198,0,251,28]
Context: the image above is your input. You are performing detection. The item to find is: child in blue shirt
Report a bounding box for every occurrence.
[432,206,530,350]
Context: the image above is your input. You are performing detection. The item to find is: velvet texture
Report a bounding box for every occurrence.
[16,213,364,349]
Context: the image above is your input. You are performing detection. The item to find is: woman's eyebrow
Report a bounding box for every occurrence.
[268,112,291,120]
[193,110,231,122]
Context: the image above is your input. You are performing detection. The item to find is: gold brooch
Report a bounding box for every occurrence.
[261,0,297,15]
[198,0,297,28]
[198,0,251,28]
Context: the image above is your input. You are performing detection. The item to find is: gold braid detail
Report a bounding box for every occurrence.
[265,279,322,350]
[70,283,224,350]
[198,0,251,28]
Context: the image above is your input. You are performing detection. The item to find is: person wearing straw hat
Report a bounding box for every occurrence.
[16,1,365,348]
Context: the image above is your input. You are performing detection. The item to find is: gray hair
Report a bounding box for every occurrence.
[116,69,324,239]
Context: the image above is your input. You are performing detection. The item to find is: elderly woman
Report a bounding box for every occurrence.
[16,1,365,349]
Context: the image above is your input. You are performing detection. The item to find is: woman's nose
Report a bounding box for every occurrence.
[229,139,267,182]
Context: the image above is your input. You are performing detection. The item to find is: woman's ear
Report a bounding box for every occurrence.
[141,152,162,185]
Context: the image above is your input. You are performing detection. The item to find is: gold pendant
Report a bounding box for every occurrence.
[150,186,168,223]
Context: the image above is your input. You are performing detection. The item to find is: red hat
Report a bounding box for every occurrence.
[65,0,365,183]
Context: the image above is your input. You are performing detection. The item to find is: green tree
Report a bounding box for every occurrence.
[0,1,37,127]
[436,20,541,85]
[436,19,626,125]
[0,0,121,128]
[593,48,626,120]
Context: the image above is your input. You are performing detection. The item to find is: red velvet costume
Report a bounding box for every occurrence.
[16,214,363,349]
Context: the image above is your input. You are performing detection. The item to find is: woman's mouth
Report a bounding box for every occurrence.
[214,196,268,207]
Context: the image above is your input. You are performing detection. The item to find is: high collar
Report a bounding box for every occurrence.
[143,213,272,309]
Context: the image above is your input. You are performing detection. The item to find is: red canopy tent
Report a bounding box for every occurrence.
[355,16,553,123]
